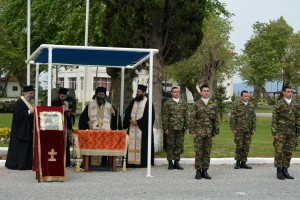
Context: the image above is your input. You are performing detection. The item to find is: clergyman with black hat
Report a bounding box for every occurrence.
[51,87,73,167]
[79,86,122,130]
[78,86,122,168]
[6,85,35,170]
[123,84,155,168]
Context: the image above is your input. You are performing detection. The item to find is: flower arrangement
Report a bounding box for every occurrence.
[0,128,11,144]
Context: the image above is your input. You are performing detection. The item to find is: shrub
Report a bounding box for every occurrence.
[0,128,10,143]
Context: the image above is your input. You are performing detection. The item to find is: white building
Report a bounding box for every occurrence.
[163,77,234,103]
[52,66,111,102]
[0,77,21,97]
[53,67,233,103]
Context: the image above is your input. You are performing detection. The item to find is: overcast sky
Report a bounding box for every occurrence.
[220,0,300,82]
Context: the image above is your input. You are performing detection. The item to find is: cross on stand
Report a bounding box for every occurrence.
[48,149,57,161]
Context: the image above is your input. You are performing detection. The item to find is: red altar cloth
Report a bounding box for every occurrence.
[33,106,66,182]
[75,130,128,157]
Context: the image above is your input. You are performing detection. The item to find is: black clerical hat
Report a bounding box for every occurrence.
[95,87,107,95]
[137,84,147,92]
[58,87,68,95]
[23,85,34,92]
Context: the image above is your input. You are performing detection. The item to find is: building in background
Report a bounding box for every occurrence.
[52,67,233,103]
[0,77,21,97]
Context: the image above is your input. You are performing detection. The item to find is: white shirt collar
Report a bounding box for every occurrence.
[172,98,179,103]
[201,98,209,105]
[242,101,248,106]
[284,98,292,105]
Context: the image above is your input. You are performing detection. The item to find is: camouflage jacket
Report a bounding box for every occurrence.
[230,101,256,132]
[271,98,300,136]
[189,99,220,136]
[162,98,188,131]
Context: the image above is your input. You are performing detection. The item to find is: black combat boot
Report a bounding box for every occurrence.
[277,167,285,180]
[240,161,252,169]
[173,160,184,170]
[282,167,294,179]
[195,169,202,179]
[234,160,241,169]
[168,160,174,170]
[202,169,211,179]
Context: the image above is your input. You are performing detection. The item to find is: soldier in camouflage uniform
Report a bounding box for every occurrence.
[162,87,188,170]
[230,90,256,169]
[189,84,219,179]
[272,85,300,180]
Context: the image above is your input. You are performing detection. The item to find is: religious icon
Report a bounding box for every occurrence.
[40,111,63,131]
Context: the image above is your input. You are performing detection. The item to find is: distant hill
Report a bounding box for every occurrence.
[233,82,283,95]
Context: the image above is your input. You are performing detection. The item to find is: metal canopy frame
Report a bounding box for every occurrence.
[26,44,159,177]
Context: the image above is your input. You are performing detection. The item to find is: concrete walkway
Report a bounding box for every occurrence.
[0,163,300,200]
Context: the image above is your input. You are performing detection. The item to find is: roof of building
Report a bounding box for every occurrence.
[0,76,19,82]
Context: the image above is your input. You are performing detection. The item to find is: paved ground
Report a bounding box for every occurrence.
[0,164,300,200]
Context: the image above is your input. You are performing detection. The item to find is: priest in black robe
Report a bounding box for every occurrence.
[5,85,35,170]
[123,84,155,168]
[51,87,74,167]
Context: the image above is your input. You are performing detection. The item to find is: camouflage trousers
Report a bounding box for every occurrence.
[194,135,212,170]
[234,131,253,162]
[167,130,184,160]
[273,132,296,168]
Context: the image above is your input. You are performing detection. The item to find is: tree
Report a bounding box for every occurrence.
[213,84,229,119]
[165,14,235,101]
[239,17,294,105]
[0,0,106,86]
[100,0,209,151]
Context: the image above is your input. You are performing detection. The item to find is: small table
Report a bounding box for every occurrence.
[74,130,128,172]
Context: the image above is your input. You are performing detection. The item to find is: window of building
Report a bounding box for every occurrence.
[12,86,18,91]
[93,77,111,90]
[162,83,172,87]
[227,83,230,86]
[58,78,64,87]
[69,77,77,90]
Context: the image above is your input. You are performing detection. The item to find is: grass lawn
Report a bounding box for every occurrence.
[0,113,12,128]
[155,116,300,158]
[1,113,300,158]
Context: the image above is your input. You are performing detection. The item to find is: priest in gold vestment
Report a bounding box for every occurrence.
[123,84,155,168]
[79,87,121,130]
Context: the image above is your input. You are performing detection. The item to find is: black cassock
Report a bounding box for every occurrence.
[51,99,75,167]
[78,103,122,131]
[5,98,34,170]
[123,99,155,168]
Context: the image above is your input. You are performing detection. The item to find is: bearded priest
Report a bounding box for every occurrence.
[123,84,155,168]
[5,85,35,170]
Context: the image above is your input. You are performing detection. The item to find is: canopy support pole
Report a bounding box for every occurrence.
[27,0,31,85]
[82,0,90,111]
[47,47,53,106]
[147,51,154,177]
[120,67,125,122]
[35,63,39,104]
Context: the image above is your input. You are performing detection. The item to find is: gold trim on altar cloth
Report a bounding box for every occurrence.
[40,111,63,131]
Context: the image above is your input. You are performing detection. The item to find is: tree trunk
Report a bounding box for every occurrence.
[179,83,187,102]
[152,56,162,152]
[109,74,121,110]
[251,84,262,107]
[108,69,134,119]
[186,83,200,101]
[261,86,275,105]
